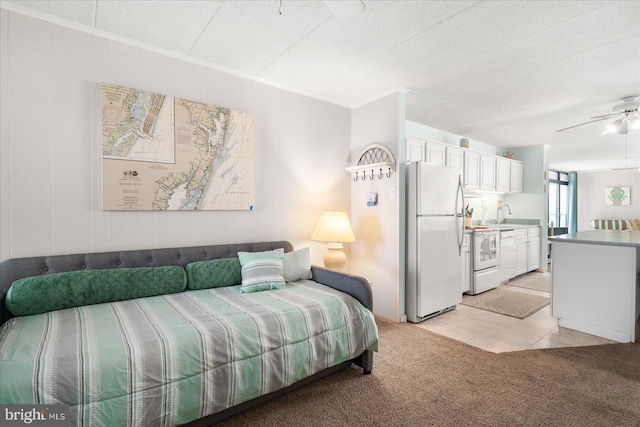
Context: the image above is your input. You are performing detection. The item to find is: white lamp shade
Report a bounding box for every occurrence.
[311,211,356,243]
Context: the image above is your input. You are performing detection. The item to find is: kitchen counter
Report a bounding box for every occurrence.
[550,231,640,343]
[549,229,640,247]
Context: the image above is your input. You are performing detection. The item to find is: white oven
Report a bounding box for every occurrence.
[471,229,500,294]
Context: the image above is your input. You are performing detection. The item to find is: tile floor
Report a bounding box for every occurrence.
[413,271,616,353]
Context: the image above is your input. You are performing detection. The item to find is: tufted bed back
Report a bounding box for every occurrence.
[0,241,293,325]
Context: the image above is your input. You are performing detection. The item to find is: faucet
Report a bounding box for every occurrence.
[496,203,512,224]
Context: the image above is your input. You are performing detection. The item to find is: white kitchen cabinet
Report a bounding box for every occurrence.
[426,140,446,165]
[406,136,425,163]
[496,157,524,193]
[527,227,541,271]
[480,154,496,191]
[514,229,528,276]
[510,161,524,193]
[496,157,511,192]
[446,145,464,169]
[463,150,480,189]
[461,233,471,293]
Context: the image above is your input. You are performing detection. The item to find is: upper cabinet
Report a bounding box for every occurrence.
[405,137,461,168]
[463,151,480,189]
[425,141,446,165]
[463,150,523,193]
[480,154,496,191]
[406,136,425,163]
[510,161,524,193]
[406,137,523,193]
[496,157,524,193]
[446,145,464,169]
[496,157,511,192]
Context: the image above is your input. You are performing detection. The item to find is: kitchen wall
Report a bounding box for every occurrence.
[0,10,352,264]
[577,170,640,231]
[350,92,405,322]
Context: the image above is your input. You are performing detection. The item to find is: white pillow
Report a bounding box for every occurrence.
[283,247,313,282]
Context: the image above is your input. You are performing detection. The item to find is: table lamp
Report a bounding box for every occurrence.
[311,210,356,271]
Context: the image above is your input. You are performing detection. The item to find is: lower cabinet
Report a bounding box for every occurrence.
[499,231,516,283]
[461,234,471,293]
[527,227,541,272]
[514,230,528,276]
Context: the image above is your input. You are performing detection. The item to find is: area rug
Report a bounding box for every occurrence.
[219,318,640,427]
[505,271,551,292]
[461,288,550,319]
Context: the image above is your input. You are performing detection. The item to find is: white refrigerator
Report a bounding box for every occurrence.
[406,162,465,323]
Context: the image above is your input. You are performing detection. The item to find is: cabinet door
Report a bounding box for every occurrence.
[426,141,446,165]
[406,136,425,163]
[496,157,511,192]
[446,146,464,169]
[463,151,480,189]
[480,154,496,191]
[510,161,524,192]
[515,241,527,276]
[528,238,541,271]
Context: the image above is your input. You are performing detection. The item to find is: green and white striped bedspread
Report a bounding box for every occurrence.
[0,280,378,426]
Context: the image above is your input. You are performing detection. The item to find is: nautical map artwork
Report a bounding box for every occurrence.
[101,84,255,211]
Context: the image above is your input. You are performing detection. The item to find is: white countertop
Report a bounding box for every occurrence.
[549,229,640,248]
[466,224,538,232]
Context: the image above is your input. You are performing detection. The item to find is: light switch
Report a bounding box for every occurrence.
[390,188,396,199]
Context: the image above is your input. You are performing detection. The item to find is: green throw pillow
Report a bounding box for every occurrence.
[238,249,286,293]
[185,258,242,290]
[6,266,187,316]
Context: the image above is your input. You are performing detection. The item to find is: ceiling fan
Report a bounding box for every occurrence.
[556,96,640,134]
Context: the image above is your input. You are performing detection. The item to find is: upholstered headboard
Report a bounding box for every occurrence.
[0,241,293,325]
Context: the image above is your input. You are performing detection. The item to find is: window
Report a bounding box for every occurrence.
[548,170,569,228]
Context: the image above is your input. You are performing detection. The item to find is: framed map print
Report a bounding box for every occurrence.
[101,84,255,210]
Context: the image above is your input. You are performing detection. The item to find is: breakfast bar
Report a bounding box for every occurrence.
[549,230,640,343]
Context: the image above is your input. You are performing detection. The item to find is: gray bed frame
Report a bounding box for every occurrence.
[0,240,374,425]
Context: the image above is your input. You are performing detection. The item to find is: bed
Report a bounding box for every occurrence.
[0,241,378,426]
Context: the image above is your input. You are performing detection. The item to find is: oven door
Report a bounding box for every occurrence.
[474,232,499,270]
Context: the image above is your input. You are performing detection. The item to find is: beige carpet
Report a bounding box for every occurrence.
[461,288,550,319]
[219,318,640,427]
[505,271,551,292]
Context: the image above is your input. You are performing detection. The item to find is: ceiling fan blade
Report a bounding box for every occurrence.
[589,113,621,119]
[556,117,611,132]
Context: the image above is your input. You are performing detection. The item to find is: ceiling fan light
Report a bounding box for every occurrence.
[605,119,622,133]
[618,121,628,134]
[630,116,640,130]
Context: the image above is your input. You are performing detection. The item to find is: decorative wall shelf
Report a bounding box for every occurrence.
[346,144,396,181]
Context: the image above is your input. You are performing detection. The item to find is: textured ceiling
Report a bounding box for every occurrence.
[3,0,640,171]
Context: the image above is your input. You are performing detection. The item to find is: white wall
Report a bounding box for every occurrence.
[0,10,352,264]
[577,170,640,231]
[350,93,404,322]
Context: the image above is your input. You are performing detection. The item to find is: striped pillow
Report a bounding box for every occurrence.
[238,249,286,293]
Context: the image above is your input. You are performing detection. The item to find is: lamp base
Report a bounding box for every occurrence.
[323,242,346,271]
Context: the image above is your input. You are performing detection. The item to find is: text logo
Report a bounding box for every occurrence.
[2,405,68,426]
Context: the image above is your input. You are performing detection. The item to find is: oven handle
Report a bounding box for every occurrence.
[455,175,464,256]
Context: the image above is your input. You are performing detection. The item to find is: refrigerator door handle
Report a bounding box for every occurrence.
[455,175,464,256]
